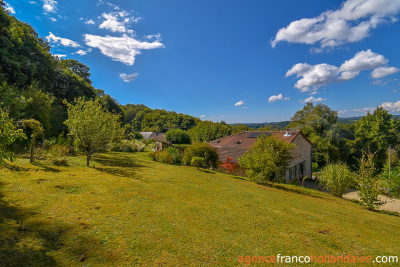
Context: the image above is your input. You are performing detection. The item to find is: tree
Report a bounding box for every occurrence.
[0,108,26,163]
[289,103,342,169]
[165,129,191,144]
[64,98,123,166]
[238,135,295,183]
[319,162,353,197]
[353,107,400,170]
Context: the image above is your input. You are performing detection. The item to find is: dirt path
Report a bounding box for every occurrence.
[343,190,400,214]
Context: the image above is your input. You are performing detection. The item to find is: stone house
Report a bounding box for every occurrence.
[209,130,312,182]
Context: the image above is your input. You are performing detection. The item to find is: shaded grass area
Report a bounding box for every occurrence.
[0,152,399,266]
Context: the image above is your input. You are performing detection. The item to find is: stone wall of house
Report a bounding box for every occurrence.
[285,134,312,181]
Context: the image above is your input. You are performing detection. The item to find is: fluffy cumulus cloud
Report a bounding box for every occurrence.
[234,100,245,106]
[272,0,400,49]
[303,96,327,103]
[268,94,290,103]
[371,67,400,78]
[43,0,57,13]
[286,63,339,93]
[53,54,66,58]
[46,32,80,47]
[339,49,387,72]
[84,34,163,65]
[381,101,400,112]
[120,73,139,82]
[98,11,140,34]
[200,115,206,118]
[286,49,398,93]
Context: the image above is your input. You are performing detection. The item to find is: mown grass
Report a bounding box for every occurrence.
[0,152,399,266]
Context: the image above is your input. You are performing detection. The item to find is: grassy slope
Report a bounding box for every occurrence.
[1,152,399,266]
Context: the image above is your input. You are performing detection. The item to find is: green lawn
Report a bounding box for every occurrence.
[1,152,399,266]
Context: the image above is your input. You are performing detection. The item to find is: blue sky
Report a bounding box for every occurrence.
[5,0,400,123]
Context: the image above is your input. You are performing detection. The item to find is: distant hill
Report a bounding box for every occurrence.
[233,115,400,129]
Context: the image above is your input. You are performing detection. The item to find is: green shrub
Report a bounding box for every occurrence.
[166,147,183,165]
[149,150,174,164]
[165,129,191,144]
[191,157,206,169]
[319,162,353,197]
[108,140,145,152]
[182,143,218,169]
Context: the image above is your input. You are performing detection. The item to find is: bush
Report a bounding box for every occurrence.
[319,162,353,197]
[191,157,205,169]
[166,147,183,165]
[108,140,145,152]
[182,143,218,169]
[149,150,174,164]
[165,129,191,144]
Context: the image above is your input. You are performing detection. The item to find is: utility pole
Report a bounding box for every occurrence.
[389,144,392,184]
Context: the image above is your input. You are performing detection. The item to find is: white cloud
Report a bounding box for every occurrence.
[120,73,139,82]
[234,100,245,106]
[380,100,400,112]
[29,1,37,4]
[75,48,92,56]
[43,0,57,13]
[53,54,66,58]
[303,96,327,103]
[85,19,95,25]
[339,49,387,72]
[286,63,339,93]
[145,34,162,40]
[272,0,400,49]
[99,12,127,33]
[84,34,164,65]
[98,11,140,34]
[371,67,400,78]
[50,17,57,22]
[200,115,206,118]
[46,32,80,48]
[268,94,290,103]
[5,2,15,14]
[287,49,396,93]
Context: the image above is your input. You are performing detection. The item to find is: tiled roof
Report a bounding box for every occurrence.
[208,130,307,162]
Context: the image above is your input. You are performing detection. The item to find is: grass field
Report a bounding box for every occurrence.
[1,152,399,266]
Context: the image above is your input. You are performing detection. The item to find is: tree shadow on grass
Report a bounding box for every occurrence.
[92,153,147,181]
[0,181,61,266]
[262,182,325,199]
[32,161,62,173]
[0,181,109,266]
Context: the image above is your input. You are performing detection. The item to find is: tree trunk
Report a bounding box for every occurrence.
[30,132,36,164]
[87,153,90,166]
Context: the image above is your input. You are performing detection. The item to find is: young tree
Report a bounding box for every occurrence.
[238,135,295,183]
[18,119,43,163]
[355,152,382,210]
[191,157,206,170]
[220,156,238,174]
[64,98,123,166]
[0,108,26,164]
